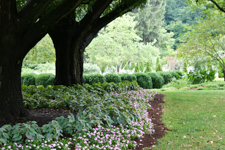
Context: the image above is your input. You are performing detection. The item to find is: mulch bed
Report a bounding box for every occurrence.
[132,94,168,150]
[0,94,167,150]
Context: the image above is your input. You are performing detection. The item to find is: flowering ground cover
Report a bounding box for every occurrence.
[0,82,166,150]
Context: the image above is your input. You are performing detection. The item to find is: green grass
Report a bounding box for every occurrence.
[153,90,225,150]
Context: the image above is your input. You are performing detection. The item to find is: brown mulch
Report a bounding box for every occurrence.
[0,94,167,150]
[133,93,168,150]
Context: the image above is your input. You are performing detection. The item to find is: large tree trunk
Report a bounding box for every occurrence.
[0,56,28,123]
[49,15,75,86]
[50,17,98,86]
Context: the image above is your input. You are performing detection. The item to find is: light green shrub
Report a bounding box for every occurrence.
[104,73,121,83]
[35,73,55,87]
[21,73,37,86]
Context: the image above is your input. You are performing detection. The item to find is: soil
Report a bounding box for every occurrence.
[0,94,167,150]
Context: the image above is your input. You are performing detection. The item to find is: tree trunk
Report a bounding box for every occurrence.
[0,58,28,123]
[49,17,74,86]
[50,18,98,86]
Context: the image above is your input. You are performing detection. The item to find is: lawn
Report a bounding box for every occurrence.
[153,90,225,150]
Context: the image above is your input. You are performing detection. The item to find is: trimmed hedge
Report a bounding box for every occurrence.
[21,73,37,86]
[174,70,183,77]
[133,73,152,89]
[146,72,164,89]
[85,74,106,85]
[157,71,173,85]
[168,71,179,79]
[104,73,121,83]
[119,73,137,82]
[35,73,55,87]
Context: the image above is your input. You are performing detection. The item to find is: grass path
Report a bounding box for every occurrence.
[153,90,225,150]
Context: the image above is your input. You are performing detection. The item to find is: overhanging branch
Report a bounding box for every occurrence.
[210,0,225,13]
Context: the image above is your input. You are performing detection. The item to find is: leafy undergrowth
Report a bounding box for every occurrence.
[0,81,156,150]
[153,90,225,149]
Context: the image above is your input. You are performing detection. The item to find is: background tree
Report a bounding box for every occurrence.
[156,57,162,71]
[145,61,152,73]
[177,15,225,80]
[85,14,159,73]
[132,0,175,56]
[135,62,140,72]
[165,0,202,49]
[23,34,55,66]
[183,61,188,73]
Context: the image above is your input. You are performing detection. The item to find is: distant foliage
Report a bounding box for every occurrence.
[35,73,55,87]
[23,34,55,65]
[21,73,37,86]
[119,74,137,82]
[83,63,100,74]
[104,73,122,83]
[133,73,152,89]
[146,72,164,89]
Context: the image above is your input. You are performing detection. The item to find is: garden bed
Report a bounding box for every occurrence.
[0,93,167,150]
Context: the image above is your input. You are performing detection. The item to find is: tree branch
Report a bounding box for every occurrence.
[21,0,84,55]
[0,0,17,25]
[80,0,113,28]
[210,0,225,13]
[18,0,52,24]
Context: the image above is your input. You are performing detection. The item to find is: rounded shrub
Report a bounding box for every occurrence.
[168,71,179,79]
[119,73,137,82]
[157,71,173,85]
[21,73,37,86]
[86,74,106,85]
[104,73,121,83]
[35,73,55,87]
[133,73,152,89]
[146,72,164,89]
[83,74,89,84]
[174,70,183,77]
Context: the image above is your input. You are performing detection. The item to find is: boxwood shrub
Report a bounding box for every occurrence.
[104,73,121,83]
[35,73,55,87]
[168,71,179,79]
[174,70,183,77]
[146,72,164,89]
[133,73,152,89]
[157,71,173,85]
[21,73,37,86]
[119,73,137,82]
[85,74,106,85]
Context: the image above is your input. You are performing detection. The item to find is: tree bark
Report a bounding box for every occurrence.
[49,15,75,86]
[0,51,28,122]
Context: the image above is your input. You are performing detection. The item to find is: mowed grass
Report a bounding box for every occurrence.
[153,90,225,150]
